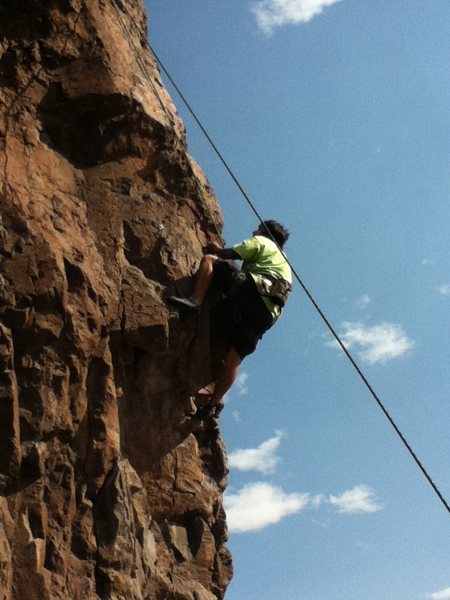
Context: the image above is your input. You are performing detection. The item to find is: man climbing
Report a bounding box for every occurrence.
[168,220,292,425]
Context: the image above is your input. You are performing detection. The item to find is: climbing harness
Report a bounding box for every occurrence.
[111,0,450,516]
[257,274,292,307]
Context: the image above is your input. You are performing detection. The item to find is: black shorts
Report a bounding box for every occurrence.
[212,260,274,360]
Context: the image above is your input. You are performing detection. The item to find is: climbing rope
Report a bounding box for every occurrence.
[111,0,450,516]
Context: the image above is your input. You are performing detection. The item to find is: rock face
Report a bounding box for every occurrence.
[0,1,232,598]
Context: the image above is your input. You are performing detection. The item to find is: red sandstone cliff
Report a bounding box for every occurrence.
[0,1,232,598]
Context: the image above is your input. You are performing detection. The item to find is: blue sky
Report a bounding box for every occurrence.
[146,1,450,598]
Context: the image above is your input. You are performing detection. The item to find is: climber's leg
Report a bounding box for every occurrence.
[192,254,217,305]
[192,347,241,427]
[168,254,217,310]
[210,346,242,406]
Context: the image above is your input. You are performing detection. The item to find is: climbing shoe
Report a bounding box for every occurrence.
[195,403,213,420]
[167,296,200,311]
[193,405,220,435]
[195,401,223,428]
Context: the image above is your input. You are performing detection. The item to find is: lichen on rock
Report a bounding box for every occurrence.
[0,1,232,598]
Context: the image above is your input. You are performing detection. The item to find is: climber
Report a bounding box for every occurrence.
[168,220,292,423]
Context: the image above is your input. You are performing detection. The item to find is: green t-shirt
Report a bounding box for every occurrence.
[233,235,292,320]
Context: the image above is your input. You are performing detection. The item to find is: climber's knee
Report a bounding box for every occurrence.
[199,253,218,270]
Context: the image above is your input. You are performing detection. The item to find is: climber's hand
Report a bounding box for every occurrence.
[203,242,222,255]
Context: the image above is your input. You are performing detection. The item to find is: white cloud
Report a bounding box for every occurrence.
[235,372,249,395]
[328,485,382,514]
[354,294,371,310]
[224,372,249,404]
[328,321,414,364]
[232,410,241,422]
[427,588,450,600]
[228,431,283,475]
[251,0,343,35]
[436,284,450,296]
[421,258,434,266]
[224,482,383,534]
[224,482,309,533]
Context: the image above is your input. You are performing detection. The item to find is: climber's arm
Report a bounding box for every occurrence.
[203,242,240,261]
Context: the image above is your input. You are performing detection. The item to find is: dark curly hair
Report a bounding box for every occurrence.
[261,220,290,249]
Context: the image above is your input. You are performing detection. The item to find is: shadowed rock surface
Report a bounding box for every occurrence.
[0,1,232,598]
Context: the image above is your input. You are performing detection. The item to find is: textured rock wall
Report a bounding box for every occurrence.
[0,1,232,598]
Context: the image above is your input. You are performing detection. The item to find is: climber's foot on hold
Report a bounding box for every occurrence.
[167,296,200,311]
[195,403,213,421]
[195,401,223,434]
